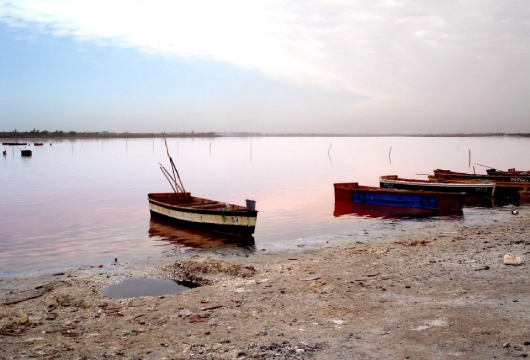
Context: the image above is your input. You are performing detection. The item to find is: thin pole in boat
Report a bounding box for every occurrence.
[475,163,498,170]
[164,139,179,189]
[160,165,179,194]
[164,138,190,203]
[170,157,186,193]
[159,163,184,192]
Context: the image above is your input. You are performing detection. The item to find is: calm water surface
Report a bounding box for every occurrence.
[1,136,529,273]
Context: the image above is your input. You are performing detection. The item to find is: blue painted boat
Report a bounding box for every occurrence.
[334,182,465,214]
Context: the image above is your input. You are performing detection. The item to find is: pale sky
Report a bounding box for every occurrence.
[0,1,529,134]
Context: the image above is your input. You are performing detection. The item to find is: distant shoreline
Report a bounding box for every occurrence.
[1,131,530,139]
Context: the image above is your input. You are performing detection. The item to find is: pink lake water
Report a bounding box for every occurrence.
[1,136,528,274]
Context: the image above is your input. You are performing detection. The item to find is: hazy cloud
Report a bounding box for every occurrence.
[1,0,529,132]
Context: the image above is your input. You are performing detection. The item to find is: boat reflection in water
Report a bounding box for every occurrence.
[148,217,256,254]
[333,200,451,219]
[334,197,524,220]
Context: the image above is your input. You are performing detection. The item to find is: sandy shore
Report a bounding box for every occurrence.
[1,207,529,359]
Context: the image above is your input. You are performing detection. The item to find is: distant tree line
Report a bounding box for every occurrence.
[0,130,219,138]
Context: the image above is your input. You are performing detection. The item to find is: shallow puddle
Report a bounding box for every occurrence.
[101,277,190,299]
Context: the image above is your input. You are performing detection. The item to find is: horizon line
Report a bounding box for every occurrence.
[1,130,530,138]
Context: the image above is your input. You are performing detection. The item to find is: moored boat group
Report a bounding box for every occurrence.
[144,138,529,235]
[150,161,530,236]
[334,168,529,218]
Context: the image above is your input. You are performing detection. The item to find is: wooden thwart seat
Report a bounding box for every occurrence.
[185,201,219,207]
[183,203,226,210]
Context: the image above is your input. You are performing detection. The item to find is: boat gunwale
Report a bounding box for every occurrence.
[148,196,258,217]
[333,183,466,197]
[380,177,495,189]
[434,169,530,180]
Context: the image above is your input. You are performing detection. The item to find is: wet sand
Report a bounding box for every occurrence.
[1,207,529,359]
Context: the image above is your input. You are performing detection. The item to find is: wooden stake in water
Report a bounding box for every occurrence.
[389,147,392,164]
[469,149,471,168]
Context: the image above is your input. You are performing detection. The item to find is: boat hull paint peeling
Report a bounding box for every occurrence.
[148,197,257,235]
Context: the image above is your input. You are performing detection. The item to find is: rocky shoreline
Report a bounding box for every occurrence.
[1,208,529,359]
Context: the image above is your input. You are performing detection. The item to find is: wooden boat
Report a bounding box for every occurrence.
[148,193,257,235]
[20,150,32,156]
[433,169,530,183]
[149,138,257,235]
[3,142,27,146]
[34,143,44,146]
[334,182,465,214]
[432,169,529,198]
[486,168,529,176]
[380,175,495,197]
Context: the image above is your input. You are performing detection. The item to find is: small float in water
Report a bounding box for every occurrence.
[20,149,32,157]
